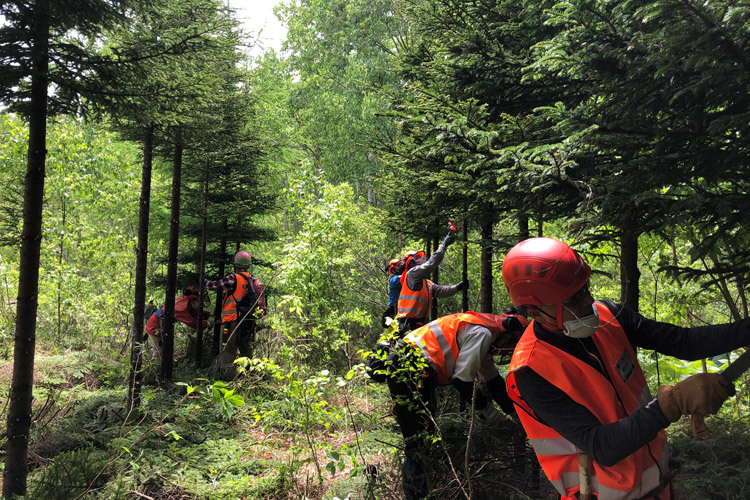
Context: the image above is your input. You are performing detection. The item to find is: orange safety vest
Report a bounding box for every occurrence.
[506,303,670,500]
[397,270,433,320]
[221,272,253,323]
[405,312,507,385]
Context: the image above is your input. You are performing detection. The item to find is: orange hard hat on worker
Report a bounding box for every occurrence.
[402,250,426,270]
[387,258,404,275]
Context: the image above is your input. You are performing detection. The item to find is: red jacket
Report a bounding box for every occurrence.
[146,309,161,336]
[174,293,209,330]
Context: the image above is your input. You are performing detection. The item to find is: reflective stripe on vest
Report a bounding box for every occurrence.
[222,272,250,322]
[397,270,432,319]
[506,302,669,500]
[404,312,506,385]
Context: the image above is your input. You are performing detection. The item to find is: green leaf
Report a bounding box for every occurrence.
[325,461,336,476]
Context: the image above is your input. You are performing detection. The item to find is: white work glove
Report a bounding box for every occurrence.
[478,404,507,427]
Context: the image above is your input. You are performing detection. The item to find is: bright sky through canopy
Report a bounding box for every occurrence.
[226,0,287,57]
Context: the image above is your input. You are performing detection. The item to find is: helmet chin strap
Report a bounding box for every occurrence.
[535,305,564,332]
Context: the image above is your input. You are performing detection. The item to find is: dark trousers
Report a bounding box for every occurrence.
[220,318,256,365]
[381,305,396,329]
[387,363,437,449]
[398,316,427,336]
[386,343,437,499]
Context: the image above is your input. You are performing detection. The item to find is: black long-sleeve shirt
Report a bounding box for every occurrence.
[513,301,750,466]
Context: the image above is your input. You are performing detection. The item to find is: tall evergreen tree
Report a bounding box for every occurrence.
[0,0,147,494]
[522,0,750,309]
[95,0,255,385]
[379,0,580,308]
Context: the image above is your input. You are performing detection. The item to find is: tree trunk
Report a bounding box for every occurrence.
[160,130,183,381]
[196,167,209,365]
[704,255,742,322]
[431,235,439,320]
[461,221,468,312]
[518,213,529,241]
[213,219,228,355]
[620,228,640,312]
[57,198,66,341]
[737,277,748,319]
[479,218,493,313]
[128,124,154,407]
[3,1,49,496]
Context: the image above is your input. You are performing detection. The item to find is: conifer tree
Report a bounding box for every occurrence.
[0,1,148,494]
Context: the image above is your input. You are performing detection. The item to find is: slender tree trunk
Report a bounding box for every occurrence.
[461,221,468,312]
[620,227,640,311]
[128,124,154,406]
[213,219,228,355]
[479,218,493,313]
[518,213,529,241]
[160,130,183,381]
[57,198,65,341]
[431,235,439,320]
[737,277,748,319]
[196,167,209,365]
[704,255,742,322]
[3,1,49,495]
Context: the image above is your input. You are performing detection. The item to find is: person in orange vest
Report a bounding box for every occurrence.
[386,310,529,500]
[397,231,466,333]
[205,250,267,367]
[502,237,748,500]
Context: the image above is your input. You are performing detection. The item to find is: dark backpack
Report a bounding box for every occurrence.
[236,272,259,317]
[144,302,158,321]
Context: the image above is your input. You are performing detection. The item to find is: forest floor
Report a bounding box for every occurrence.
[0,350,748,499]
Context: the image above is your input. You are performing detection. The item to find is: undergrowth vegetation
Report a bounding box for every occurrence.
[2,347,748,499]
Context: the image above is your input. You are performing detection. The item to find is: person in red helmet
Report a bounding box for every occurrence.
[397,231,466,333]
[205,250,266,367]
[502,237,749,500]
[386,310,529,500]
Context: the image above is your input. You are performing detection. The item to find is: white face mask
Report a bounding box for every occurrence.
[562,303,599,338]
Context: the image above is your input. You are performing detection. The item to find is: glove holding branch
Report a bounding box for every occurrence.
[657,372,735,423]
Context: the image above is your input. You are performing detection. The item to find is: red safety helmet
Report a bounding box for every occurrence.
[402,250,425,270]
[387,258,404,275]
[501,237,591,307]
